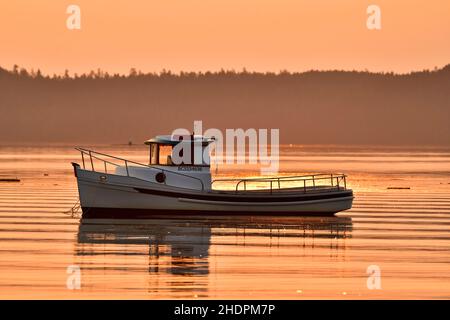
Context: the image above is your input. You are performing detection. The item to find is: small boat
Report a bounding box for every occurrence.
[72,135,353,218]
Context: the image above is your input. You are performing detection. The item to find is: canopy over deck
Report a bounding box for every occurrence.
[144,135,215,146]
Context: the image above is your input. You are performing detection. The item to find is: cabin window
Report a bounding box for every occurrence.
[149,143,175,165]
[150,144,159,165]
[148,141,210,166]
[158,145,173,165]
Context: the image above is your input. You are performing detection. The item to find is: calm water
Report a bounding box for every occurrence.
[0,145,450,299]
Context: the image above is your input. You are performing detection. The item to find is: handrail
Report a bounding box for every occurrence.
[75,147,205,190]
[213,173,338,182]
[212,173,347,193]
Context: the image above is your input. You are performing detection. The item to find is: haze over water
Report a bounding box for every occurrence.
[0,145,450,299]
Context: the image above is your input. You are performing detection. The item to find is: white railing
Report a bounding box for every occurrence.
[75,147,205,190]
[212,173,347,193]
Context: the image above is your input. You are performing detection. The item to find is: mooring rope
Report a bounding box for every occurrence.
[63,198,81,218]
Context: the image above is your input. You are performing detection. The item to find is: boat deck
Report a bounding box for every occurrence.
[212,185,346,195]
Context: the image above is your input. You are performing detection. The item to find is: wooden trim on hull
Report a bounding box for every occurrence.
[134,187,353,203]
[81,207,341,219]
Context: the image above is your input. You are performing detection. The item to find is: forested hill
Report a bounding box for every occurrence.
[1,65,449,145]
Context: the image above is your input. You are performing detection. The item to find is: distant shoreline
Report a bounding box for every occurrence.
[1,64,449,80]
[1,64,449,146]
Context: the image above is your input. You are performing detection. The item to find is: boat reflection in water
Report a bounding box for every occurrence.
[77,216,352,275]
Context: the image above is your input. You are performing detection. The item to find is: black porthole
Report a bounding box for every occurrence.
[155,172,166,183]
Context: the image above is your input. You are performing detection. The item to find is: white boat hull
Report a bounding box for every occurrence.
[73,164,353,218]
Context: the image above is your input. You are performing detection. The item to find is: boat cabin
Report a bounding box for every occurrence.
[114,135,215,190]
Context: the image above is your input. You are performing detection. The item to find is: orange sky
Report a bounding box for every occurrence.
[0,0,449,75]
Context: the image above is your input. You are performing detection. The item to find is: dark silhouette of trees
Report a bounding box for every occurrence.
[0,63,449,145]
[2,63,448,81]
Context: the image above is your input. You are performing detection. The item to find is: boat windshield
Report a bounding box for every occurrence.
[148,142,210,166]
[159,145,173,165]
[149,143,174,165]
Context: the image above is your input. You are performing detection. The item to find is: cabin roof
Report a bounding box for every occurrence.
[144,135,215,146]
